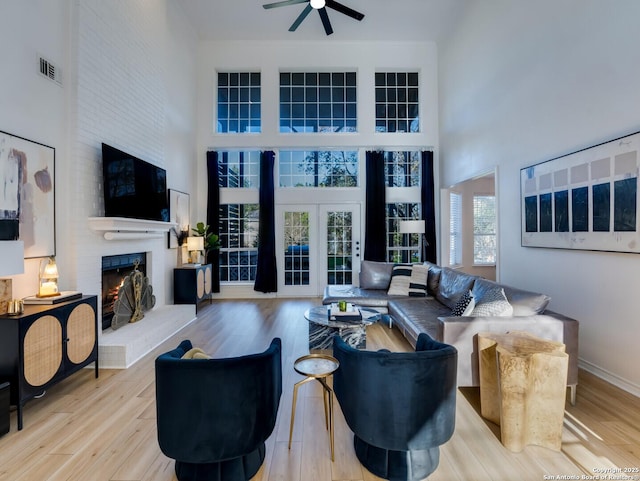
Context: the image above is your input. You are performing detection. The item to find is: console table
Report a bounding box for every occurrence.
[174,264,213,307]
[0,295,98,430]
[478,331,568,452]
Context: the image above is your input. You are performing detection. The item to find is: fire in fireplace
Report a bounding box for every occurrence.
[101,253,146,330]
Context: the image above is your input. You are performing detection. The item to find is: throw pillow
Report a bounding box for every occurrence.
[181,347,211,359]
[387,264,413,296]
[470,287,513,317]
[408,264,428,297]
[451,290,475,316]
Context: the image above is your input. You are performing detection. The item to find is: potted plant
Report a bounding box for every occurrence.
[191,222,221,263]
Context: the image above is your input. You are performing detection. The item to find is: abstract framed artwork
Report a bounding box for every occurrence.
[521,130,640,253]
[168,189,189,248]
[0,130,55,258]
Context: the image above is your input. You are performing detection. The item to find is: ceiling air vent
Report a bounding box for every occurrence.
[38,55,62,86]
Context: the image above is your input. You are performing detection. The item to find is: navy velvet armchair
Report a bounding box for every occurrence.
[332,333,457,481]
[155,338,282,481]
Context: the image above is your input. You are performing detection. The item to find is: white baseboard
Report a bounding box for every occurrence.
[578,358,640,399]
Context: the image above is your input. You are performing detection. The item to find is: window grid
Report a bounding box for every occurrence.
[279,150,358,187]
[473,195,497,265]
[375,72,419,133]
[450,192,462,266]
[384,150,421,187]
[279,72,357,133]
[219,204,259,282]
[217,72,261,133]
[327,211,353,285]
[386,203,421,263]
[218,151,261,188]
[283,211,310,286]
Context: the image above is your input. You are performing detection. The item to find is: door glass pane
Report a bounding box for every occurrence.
[284,211,310,286]
[326,211,353,285]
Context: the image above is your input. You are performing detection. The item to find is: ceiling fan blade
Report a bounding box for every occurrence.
[289,4,313,31]
[318,7,334,35]
[325,0,364,21]
[263,0,308,10]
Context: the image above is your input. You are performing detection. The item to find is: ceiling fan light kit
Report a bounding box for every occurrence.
[263,0,364,36]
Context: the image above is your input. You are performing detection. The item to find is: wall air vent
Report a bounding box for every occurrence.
[38,55,62,86]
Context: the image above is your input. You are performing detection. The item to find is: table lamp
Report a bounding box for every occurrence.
[186,236,204,264]
[0,241,25,314]
[37,256,60,298]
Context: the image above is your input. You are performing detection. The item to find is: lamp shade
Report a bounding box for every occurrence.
[310,0,326,9]
[186,236,204,251]
[0,241,25,276]
[399,220,425,234]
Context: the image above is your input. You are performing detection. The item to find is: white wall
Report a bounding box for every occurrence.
[439,0,640,394]
[0,0,70,297]
[1,0,198,334]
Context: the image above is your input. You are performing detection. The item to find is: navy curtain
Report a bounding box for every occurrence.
[206,151,221,293]
[254,151,277,293]
[364,150,387,262]
[421,150,437,263]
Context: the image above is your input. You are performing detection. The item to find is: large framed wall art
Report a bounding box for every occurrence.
[521,131,640,253]
[0,130,55,258]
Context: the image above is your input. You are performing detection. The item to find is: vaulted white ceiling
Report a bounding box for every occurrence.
[177,0,469,43]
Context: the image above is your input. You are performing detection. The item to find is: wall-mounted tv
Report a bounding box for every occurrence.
[102,143,169,222]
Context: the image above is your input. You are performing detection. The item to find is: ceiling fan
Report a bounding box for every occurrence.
[263,0,365,36]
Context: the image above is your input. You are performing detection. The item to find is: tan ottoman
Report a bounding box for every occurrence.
[478,331,568,452]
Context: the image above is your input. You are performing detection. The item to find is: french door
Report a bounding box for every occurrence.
[276,204,361,296]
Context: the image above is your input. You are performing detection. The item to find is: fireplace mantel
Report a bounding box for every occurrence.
[88,217,177,240]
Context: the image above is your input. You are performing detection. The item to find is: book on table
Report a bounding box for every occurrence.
[328,303,362,322]
[23,291,82,305]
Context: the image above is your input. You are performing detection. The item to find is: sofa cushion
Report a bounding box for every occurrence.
[473,277,549,316]
[359,260,394,290]
[451,290,475,316]
[470,286,513,317]
[424,262,442,295]
[387,264,413,295]
[323,285,393,310]
[435,268,477,309]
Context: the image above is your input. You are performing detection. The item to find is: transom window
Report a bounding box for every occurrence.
[217,151,260,188]
[375,72,419,133]
[217,72,261,133]
[384,150,421,187]
[279,150,358,187]
[279,72,357,133]
[219,204,259,282]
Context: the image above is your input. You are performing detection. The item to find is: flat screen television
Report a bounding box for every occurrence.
[102,143,169,222]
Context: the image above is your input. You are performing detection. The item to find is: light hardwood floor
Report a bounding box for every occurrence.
[1,298,639,481]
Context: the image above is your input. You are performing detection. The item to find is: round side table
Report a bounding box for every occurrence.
[288,353,340,461]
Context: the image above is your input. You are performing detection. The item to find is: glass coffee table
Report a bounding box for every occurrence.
[304,305,381,351]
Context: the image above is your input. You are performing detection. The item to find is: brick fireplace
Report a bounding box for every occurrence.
[85,218,197,368]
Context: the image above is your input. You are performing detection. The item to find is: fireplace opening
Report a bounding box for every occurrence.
[101,252,147,330]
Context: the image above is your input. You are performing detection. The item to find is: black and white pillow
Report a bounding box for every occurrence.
[451,290,475,316]
[470,287,513,316]
[387,264,413,296]
[408,264,428,297]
